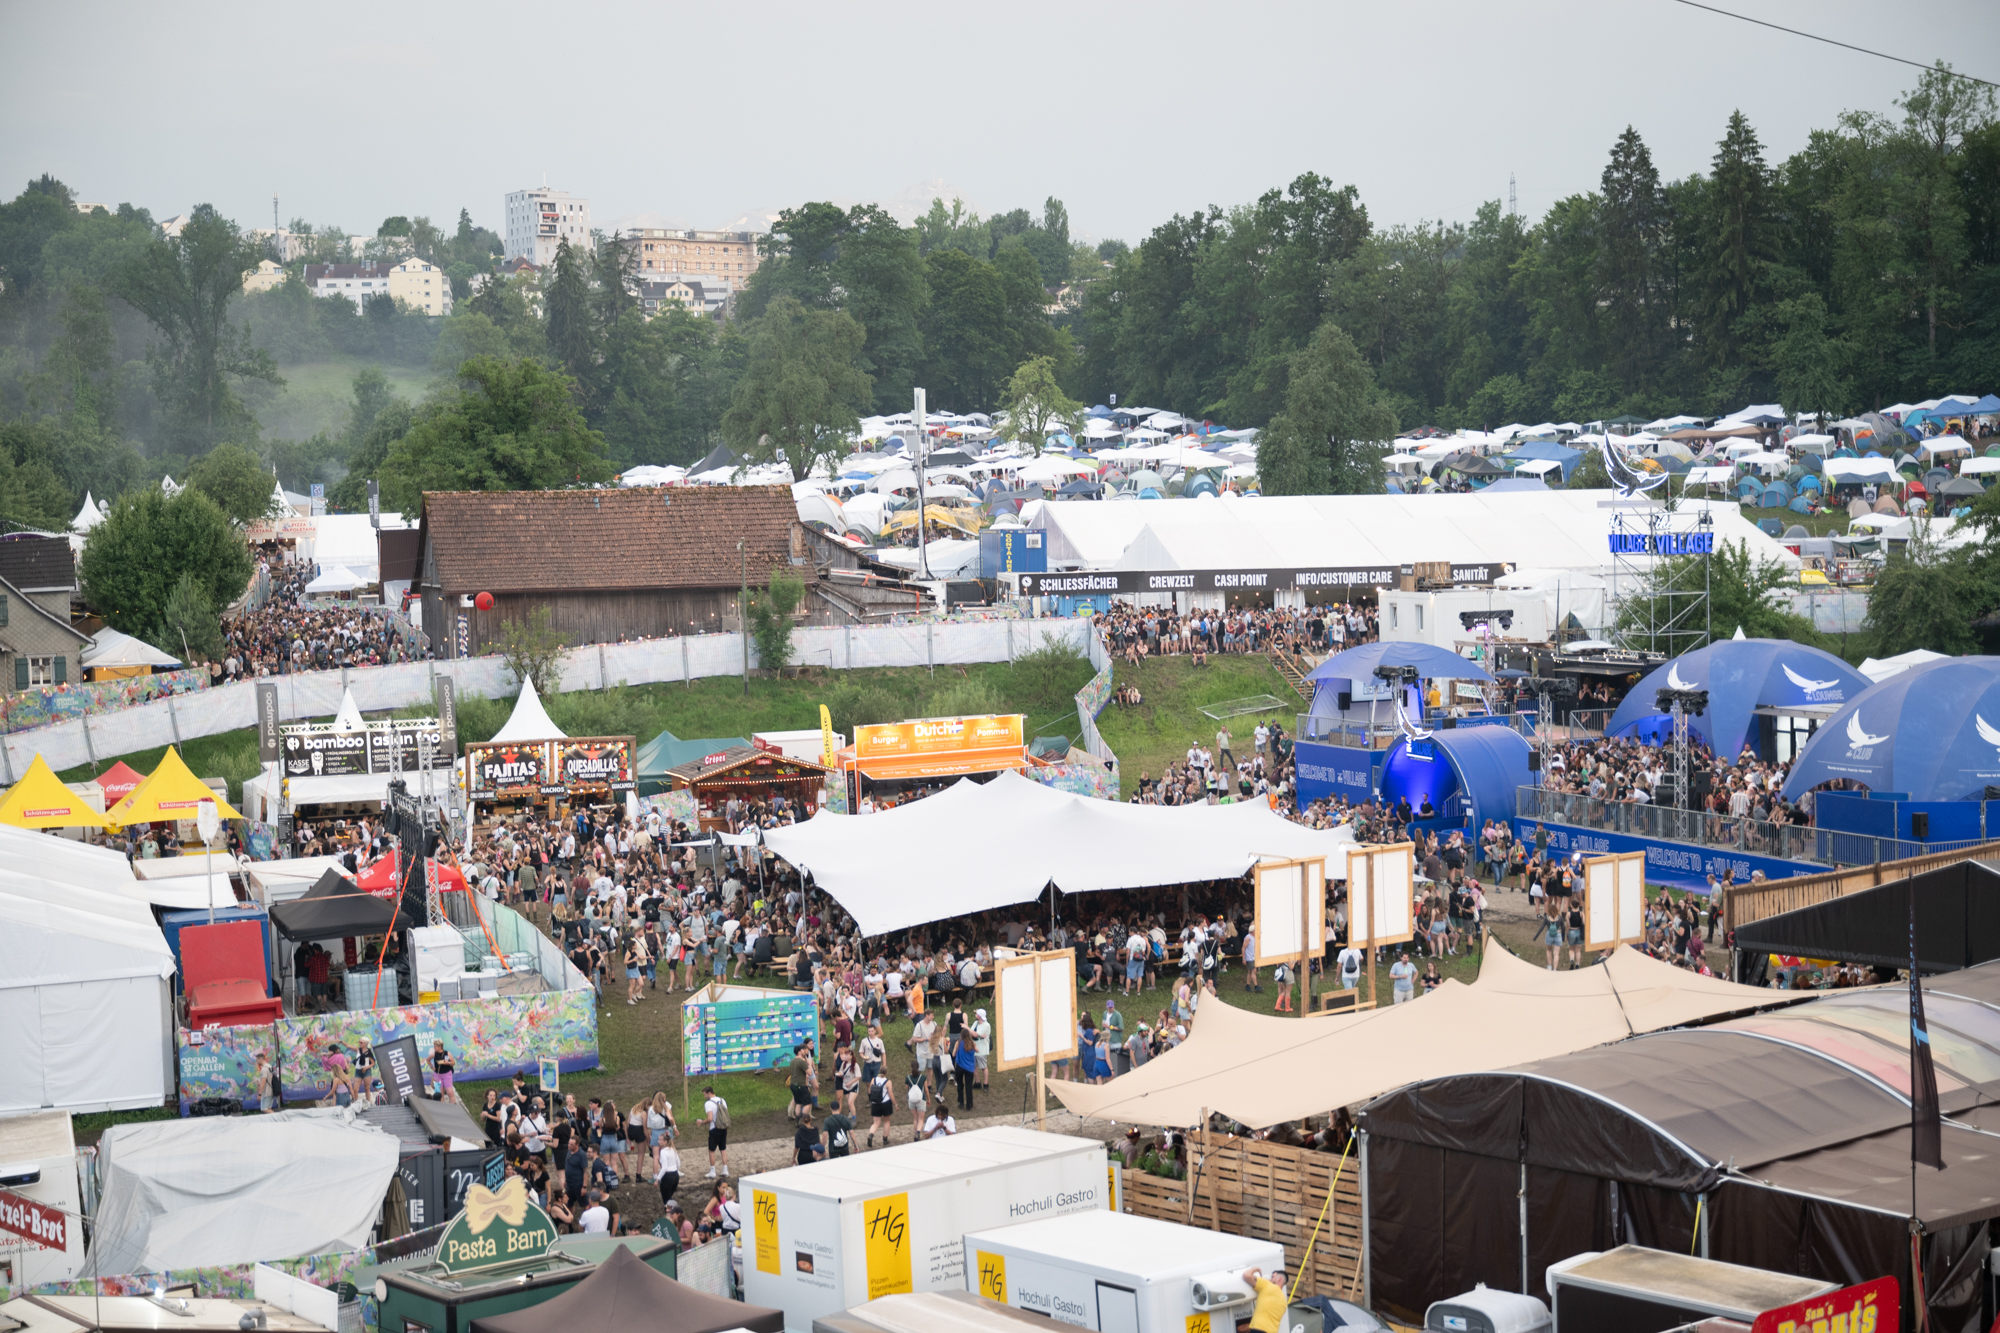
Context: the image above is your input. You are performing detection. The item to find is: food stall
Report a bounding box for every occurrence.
[833,713,1027,806]
[659,742,834,832]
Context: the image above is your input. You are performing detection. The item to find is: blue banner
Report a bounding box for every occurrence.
[1511,817,1821,894]
[1293,740,1377,807]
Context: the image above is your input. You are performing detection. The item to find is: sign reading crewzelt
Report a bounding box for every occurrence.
[433,1176,557,1275]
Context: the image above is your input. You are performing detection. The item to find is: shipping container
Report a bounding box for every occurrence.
[741,1127,1108,1332]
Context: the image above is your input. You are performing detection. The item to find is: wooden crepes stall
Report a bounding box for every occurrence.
[662,740,835,832]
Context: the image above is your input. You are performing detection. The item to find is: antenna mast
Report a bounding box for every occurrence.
[1508,174,1517,218]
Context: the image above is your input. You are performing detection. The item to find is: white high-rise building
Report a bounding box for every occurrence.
[503,187,592,267]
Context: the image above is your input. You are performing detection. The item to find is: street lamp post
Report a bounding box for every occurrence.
[738,538,749,698]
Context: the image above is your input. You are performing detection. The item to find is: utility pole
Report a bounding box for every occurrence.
[913,387,931,581]
[739,538,749,697]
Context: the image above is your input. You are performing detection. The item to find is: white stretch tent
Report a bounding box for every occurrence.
[1859,648,1950,682]
[762,770,1353,936]
[92,1110,401,1272]
[1824,458,1899,484]
[303,565,367,595]
[0,825,176,1115]
[81,628,181,672]
[1052,943,1788,1129]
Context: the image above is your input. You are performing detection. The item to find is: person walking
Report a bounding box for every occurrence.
[1389,951,1417,1004]
[653,1137,681,1208]
[866,1068,896,1149]
[1241,926,1260,992]
[970,1009,991,1089]
[702,1085,730,1178]
[951,1029,976,1112]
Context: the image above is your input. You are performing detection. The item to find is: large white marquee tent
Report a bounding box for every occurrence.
[1030,490,1796,582]
[762,770,1354,937]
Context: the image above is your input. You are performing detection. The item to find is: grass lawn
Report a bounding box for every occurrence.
[1095,653,1300,796]
[253,357,435,440]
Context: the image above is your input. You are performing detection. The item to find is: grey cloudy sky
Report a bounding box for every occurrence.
[6,0,1996,244]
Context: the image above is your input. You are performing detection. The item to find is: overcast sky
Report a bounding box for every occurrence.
[7,0,1996,245]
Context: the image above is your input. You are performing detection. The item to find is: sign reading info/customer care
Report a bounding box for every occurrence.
[0,1188,66,1250]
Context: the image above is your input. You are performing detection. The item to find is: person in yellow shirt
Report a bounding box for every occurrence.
[1239,1267,1288,1333]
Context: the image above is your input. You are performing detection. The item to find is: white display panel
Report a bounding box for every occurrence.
[1254,857,1326,965]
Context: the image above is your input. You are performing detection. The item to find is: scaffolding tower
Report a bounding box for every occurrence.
[1607,502,1714,657]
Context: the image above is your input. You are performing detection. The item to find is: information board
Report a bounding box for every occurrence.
[681,987,820,1076]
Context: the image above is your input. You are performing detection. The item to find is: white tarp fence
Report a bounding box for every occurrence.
[4,620,1093,778]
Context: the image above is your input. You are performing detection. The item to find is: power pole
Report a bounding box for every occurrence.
[739,538,749,697]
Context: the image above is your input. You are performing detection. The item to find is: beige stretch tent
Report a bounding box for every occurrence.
[1051,945,1789,1129]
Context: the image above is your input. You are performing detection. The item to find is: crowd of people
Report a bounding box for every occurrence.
[214,555,433,681]
[1100,600,1379,666]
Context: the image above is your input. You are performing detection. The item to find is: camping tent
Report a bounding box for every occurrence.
[1781,656,2000,803]
[471,1243,784,1333]
[762,770,1356,937]
[1603,639,1870,758]
[0,822,175,1114]
[1359,961,2000,1329]
[92,1109,402,1272]
[269,868,400,941]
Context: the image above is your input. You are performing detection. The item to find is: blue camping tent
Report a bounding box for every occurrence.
[1781,657,2000,803]
[1502,441,1584,483]
[1604,639,1871,760]
[1305,642,1494,716]
[1378,726,1533,833]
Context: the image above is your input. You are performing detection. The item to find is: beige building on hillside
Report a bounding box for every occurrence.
[302,257,453,315]
[242,259,287,293]
[622,229,761,292]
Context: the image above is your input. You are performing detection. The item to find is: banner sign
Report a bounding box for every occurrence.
[0,1187,68,1251]
[1513,816,1821,896]
[466,742,549,798]
[555,737,634,791]
[256,683,281,762]
[1014,563,1507,596]
[432,1177,556,1275]
[245,516,316,542]
[178,1023,278,1114]
[432,677,458,757]
[373,1035,423,1105]
[280,721,449,778]
[855,715,1023,769]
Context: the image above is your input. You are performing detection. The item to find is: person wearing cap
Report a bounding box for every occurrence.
[970,1008,991,1089]
[1125,1022,1151,1071]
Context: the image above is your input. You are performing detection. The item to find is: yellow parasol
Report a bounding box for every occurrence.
[881,504,982,535]
[104,745,243,826]
[0,753,117,830]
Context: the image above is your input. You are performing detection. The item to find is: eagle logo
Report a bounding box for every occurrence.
[1783,663,1841,693]
[1600,435,1671,499]
[1667,663,1698,691]
[1847,712,1890,749]
[1977,714,2000,760]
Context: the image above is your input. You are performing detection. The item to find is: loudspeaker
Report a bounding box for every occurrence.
[1911,812,1930,840]
[1528,752,1542,772]
[1337,692,1352,712]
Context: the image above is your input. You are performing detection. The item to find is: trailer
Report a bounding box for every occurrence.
[959,1210,1285,1333]
[1545,1247,1838,1331]
[741,1127,1109,1333]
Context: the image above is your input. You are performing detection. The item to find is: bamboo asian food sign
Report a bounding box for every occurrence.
[432,1177,556,1275]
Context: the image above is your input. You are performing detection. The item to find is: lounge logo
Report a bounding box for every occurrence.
[1781,662,1845,702]
[1844,711,1889,760]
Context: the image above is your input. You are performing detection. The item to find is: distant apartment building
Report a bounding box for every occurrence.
[504,187,591,267]
[248,228,313,262]
[621,229,760,292]
[302,257,454,315]
[242,259,287,294]
[638,277,726,319]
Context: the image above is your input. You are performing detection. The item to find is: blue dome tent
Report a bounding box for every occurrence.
[1305,642,1494,717]
[1604,639,1872,761]
[1379,726,1533,833]
[1782,658,2000,803]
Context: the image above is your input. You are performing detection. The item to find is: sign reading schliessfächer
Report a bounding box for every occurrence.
[433,1176,556,1275]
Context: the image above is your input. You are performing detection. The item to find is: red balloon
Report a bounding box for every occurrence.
[473,591,494,611]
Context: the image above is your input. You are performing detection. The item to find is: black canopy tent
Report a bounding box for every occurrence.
[1733,859,2000,977]
[471,1245,782,1333]
[269,868,400,941]
[1360,960,2000,1332]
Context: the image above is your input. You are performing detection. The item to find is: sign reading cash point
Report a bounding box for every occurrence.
[433,1176,557,1275]
[1015,564,1508,596]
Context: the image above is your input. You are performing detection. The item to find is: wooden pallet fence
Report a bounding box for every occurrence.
[1120,1138,1363,1302]
[1724,839,2000,929]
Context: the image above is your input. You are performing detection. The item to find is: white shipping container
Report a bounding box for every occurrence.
[742,1127,1110,1332]
[961,1210,1285,1332]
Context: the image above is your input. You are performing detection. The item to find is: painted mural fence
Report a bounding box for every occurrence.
[1027,762,1119,801]
[0,667,207,733]
[176,1022,278,1113]
[277,988,598,1103]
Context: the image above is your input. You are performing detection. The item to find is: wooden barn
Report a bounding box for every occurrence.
[413,486,816,656]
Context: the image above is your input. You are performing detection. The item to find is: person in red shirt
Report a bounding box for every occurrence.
[306,946,332,1014]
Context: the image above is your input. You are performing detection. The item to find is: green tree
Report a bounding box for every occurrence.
[1000,355,1081,453]
[541,237,595,387]
[1860,516,1986,655]
[0,446,73,529]
[721,297,872,483]
[328,399,415,510]
[919,247,1010,410]
[745,567,805,671]
[1703,110,1773,363]
[185,442,281,525]
[114,204,282,452]
[1254,322,1397,496]
[161,570,224,661]
[500,605,571,697]
[78,488,253,649]
[376,356,612,511]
